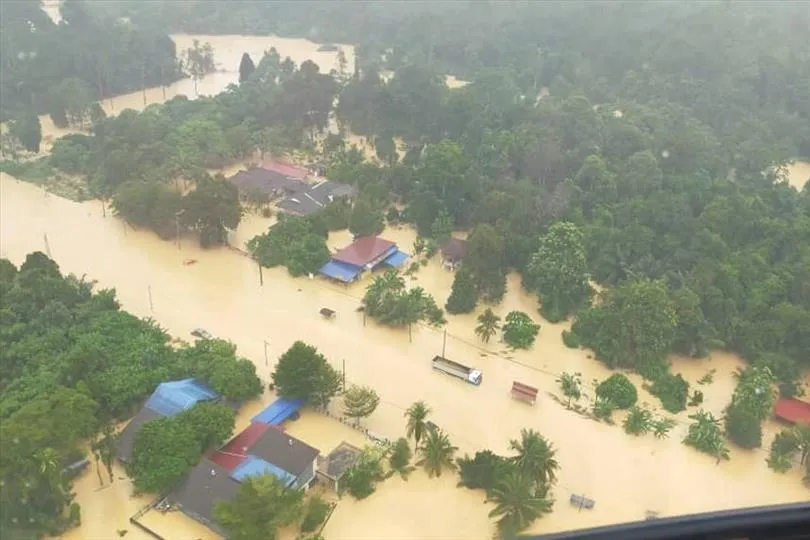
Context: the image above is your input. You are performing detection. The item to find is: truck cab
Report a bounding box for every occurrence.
[468,369,483,385]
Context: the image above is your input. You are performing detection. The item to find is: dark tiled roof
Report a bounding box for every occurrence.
[440,238,468,262]
[227,168,307,196]
[332,236,396,267]
[168,458,240,533]
[276,180,356,216]
[247,426,319,477]
[116,407,162,463]
[318,442,362,480]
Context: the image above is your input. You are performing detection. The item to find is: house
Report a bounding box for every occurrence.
[173,422,321,534]
[276,180,357,217]
[261,160,309,180]
[227,167,307,200]
[316,441,363,493]
[117,378,219,462]
[440,237,468,270]
[773,397,810,425]
[319,236,409,283]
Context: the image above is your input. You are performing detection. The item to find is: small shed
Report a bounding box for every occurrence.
[511,381,538,405]
[252,398,304,426]
[773,397,810,425]
[440,238,468,270]
[316,442,363,493]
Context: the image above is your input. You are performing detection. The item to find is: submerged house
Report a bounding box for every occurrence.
[319,236,409,284]
[227,167,307,200]
[276,179,357,216]
[440,237,468,270]
[117,378,219,463]
[171,422,320,533]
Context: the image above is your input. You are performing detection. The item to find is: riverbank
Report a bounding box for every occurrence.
[4,172,807,540]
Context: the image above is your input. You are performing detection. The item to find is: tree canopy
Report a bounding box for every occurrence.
[272,341,342,408]
[0,253,260,536]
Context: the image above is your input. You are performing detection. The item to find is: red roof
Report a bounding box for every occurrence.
[261,160,308,179]
[773,397,810,425]
[208,422,269,471]
[332,236,396,267]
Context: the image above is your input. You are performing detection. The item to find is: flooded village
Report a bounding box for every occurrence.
[2,2,810,540]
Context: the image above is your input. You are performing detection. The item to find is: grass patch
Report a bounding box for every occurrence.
[0,159,90,201]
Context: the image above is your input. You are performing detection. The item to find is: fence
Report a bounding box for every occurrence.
[129,499,166,540]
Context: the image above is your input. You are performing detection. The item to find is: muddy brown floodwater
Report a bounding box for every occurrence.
[4,173,808,540]
[784,160,810,190]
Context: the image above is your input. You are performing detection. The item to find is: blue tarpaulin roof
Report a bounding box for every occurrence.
[319,260,363,282]
[253,398,304,425]
[384,249,409,268]
[144,378,219,417]
[230,455,297,487]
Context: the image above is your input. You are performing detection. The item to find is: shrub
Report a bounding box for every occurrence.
[561,330,580,349]
[595,374,637,409]
[389,438,413,477]
[300,497,331,532]
[649,372,689,413]
[623,406,653,435]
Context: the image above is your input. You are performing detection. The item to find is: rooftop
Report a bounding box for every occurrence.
[168,458,240,534]
[276,180,357,216]
[116,407,162,463]
[227,168,307,196]
[317,441,362,481]
[440,237,468,262]
[774,397,810,425]
[332,236,397,268]
[208,421,270,471]
[144,378,219,417]
[261,160,309,180]
[248,425,320,478]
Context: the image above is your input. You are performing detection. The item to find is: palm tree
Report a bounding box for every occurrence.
[417,429,458,478]
[509,429,559,487]
[34,447,65,497]
[488,469,553,536]
[405,401,432,445]
[475,309,501,343]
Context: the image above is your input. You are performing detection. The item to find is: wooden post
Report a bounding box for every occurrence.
[175,215,181,250]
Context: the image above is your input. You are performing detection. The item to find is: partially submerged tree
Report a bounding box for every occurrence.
[683,410,730,463]
[474,308,501,343]
[417,428,458,478]
[238,52,256,83]
[342,385,380,425]
[488,469,554,538]
[445,267,478,314]
[214,474,305,540]
[502,311,540,349]
[272,341,342,408]
[404,401,432,445]
[508,429,559,488]
[556,372,582,407]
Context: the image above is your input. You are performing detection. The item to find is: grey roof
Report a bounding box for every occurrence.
[116,407,162,463]
[168,458,240,533]
[276,180,356,216]
[317,442,362,480]
[248,426,320,477]
[227,168,307,197]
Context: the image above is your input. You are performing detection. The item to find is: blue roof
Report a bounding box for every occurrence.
[230,455,297,487]
[144,378,219,417]
[384,249,409,268]
[253,398,304,426]
[319,260,363,282]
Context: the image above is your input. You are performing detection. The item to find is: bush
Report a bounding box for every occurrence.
[561,330,580,349]
[300,497,331,532]
[623,406,653,435]
[649,372,689,413]
[342,448,385,499]
[69,502,81,526]
[456,450,509,494]
[388,438,413,476]
[595,374,637,409]
[725,402,763,449]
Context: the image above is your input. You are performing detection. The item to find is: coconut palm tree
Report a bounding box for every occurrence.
[405,401,431,445]
[475,309,501,343]
[488,468,553,536]
[417,429,458,478]
[509,429,559,487]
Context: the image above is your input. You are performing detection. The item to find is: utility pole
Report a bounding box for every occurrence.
[258,261,264,286]
[148,285,154,312]
[442,329,447,358]
[43,233,51,257]
[263,340,269,366]
[342,359,346,390]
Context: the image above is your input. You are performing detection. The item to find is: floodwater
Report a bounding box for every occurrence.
[784,160,810,190]
[4,174,808,540]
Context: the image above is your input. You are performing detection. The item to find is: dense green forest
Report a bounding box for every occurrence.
[0,0,179,122]
[0,253,261,538]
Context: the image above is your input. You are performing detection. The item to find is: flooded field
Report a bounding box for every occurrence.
[5,173,808,540]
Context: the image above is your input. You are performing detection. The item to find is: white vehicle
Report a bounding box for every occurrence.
[190,328,213,340]
[431,356,482,386]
